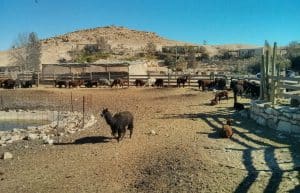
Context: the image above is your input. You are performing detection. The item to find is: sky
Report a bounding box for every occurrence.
[0,0,300,51]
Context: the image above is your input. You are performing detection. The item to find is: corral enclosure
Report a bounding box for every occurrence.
[0,88,299,193]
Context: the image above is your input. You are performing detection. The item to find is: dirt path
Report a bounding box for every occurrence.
[0,88,299,193]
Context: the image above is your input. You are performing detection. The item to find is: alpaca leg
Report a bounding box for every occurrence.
[120,128,126,141]
[117,129,123,142]
[128,122,134,138]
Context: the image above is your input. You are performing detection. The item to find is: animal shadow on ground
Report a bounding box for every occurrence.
[162,108,231,139]
[196,131,220,139]
[55,136,112,145]
[161,107,300,193]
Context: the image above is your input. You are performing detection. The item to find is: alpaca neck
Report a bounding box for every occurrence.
[104,112,114,126]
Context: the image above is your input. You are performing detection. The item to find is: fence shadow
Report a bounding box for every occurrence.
[55,136,112,145]
[161,108,300,193]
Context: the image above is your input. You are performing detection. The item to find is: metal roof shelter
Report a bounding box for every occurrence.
[41,63,130,82]
[42,62,129,74]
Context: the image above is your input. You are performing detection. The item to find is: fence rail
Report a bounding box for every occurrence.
[2,69,300,102]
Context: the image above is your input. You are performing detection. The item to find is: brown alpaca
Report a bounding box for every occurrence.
[215,91,229,103]
[220,119,233,138]
[210,98,218,106]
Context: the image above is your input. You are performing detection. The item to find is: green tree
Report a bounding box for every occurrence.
[164,54,176,68]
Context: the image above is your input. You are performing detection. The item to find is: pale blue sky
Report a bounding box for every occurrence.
[0,0,299,50]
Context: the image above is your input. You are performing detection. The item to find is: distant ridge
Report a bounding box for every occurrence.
[0,26,259,66]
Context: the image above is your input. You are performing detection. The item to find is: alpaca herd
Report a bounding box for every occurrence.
[100,107,235,141]
[96,77,256,142]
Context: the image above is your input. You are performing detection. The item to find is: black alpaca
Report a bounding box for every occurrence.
[111,79,123,88]
[177,75,189,88]
[101,108,134,142]
[234,102,245,111]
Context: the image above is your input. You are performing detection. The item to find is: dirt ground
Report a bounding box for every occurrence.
[0,87,300,193]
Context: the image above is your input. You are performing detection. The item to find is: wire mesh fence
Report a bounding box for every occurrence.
[0,90,93,131]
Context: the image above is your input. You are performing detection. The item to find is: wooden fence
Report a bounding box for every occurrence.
[278,77,300,101]
[41,72,230,87]
[260,42,300,104]
[4,67,300,103]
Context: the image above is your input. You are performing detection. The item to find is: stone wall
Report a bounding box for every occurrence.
[250,100,300,133]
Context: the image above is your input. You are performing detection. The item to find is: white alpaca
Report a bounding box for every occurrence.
[146,78,155,87]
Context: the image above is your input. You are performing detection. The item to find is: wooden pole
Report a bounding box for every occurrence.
[260,55,265,100]
[53,73,56,87]
[271,42,277,105]
[71,92,73,112]
[148,73,151,87]
[265,50,270,101]
[127,64,130,87]
[0,95,3,109]
[82,96,85,129]
[37,72,40,87]
[168,71,170,87]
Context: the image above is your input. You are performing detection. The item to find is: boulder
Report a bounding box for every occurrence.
[24,133,39,140]
[267,119,277,129]
[277,120,292,133]
[1,152,13,160]
[292,113,300,121]
[43,137,54,145]
[239,109,249,118]
[290,124,300,134]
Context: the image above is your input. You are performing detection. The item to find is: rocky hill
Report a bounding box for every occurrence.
[0,26,260,66]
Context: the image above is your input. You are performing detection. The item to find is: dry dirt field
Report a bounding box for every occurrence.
[0,87,300,193]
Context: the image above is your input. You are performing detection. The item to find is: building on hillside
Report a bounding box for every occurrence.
[162,45,201,54]
[238,47,287,58]
[238,47,264,58]
[147,66,169,75]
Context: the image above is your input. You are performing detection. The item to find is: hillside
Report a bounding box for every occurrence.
[0,26,260,66]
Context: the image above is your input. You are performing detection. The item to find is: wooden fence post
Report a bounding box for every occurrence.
[71,92,73,112]
[128,74,130,87]
[260,55,265,100]
[271,42,277,105]
[276,55,282,99]
[53,73,56,87]
[82,96,85,129]
[265,50,270,101]
[168,72,170,87]
[36,72,40,87]
[148,73,151,87]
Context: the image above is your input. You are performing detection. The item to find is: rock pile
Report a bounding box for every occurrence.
[0,111,97,146]
[250,100,300,133]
